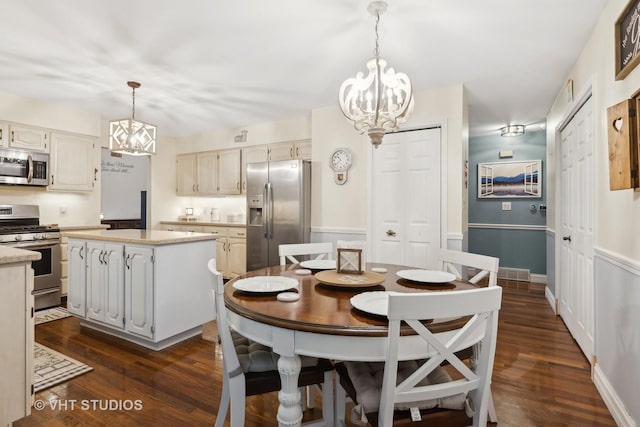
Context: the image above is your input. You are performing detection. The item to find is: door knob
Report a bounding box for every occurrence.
[562,235,571,242]
[386,229,396,237]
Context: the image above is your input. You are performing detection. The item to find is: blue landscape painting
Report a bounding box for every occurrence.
[478,160,542,198]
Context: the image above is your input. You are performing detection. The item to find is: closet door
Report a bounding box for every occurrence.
[558,95,594,362]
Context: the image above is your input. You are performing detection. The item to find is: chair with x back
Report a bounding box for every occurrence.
[208,259,335,427]
[279,242,334,266]
[437,248,500,422]
[437,248,499,287]
[335,286,502,427]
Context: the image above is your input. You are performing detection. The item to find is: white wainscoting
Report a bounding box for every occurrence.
[593,247,640,427]
[546,228,556,313]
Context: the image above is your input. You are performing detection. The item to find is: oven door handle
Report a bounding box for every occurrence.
[32,287,60,296]
[4,241,60,250]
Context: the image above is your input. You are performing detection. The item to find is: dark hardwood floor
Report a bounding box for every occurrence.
[15,281,616,426]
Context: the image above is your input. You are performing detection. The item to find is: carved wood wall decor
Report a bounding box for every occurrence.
[606,99,639,190]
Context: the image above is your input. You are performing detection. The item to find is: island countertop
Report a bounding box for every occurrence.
[0,246,42,265]
[63,229,217,245]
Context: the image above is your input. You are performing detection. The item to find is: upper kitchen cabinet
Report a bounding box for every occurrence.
[49,132,97,191]
[217,148,241,195]
[177,151,217,196]
[176,149,241,196]
[0,122,7,146]
[176,153,198,195]
[268,139,311,161]
[8,124,48,152]
[241,145,269,193]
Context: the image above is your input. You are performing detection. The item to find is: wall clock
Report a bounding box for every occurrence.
[329,148,353,185]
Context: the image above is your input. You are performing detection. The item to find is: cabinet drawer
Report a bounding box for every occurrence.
[227,228,246,238]
[200,226,227,237]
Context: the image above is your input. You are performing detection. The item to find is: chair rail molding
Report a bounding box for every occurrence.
[469,223,547,231]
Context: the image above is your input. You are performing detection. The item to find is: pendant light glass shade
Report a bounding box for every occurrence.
[338,1,413,148]
[109,81,156,156]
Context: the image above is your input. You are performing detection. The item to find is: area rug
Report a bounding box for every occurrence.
[34,343,93,392]
[35,307,71,325]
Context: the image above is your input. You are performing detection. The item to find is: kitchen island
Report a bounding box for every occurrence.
[1,246,40,425]
[65,229,216,350]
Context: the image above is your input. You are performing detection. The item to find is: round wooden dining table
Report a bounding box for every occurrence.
[224,262,478,427]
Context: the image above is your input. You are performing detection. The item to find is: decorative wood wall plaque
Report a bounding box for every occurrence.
[606,99,639,190]
[615,0,640,80]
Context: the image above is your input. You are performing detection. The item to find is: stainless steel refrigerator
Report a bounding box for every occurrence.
[246,159,311,270]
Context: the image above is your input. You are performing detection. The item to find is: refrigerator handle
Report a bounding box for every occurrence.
[263,183,269,238]
[266,182,273,239]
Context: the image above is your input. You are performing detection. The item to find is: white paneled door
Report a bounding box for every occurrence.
[370,128,442,269]
[558,94,594,362]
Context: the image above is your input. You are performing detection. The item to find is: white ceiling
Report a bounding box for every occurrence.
[0,0,607,138]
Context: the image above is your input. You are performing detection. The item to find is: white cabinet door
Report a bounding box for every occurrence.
[269,142,294,161]
[104,243,125,328]
[86,242,105,322]
[49,132,96,191]
[197,151,218,195]
[217,148,241,194]
[241,145,269,193]
[125,245,154,339]
[9,124,48,152]
[216,238,228,276]
[176,154,197,195]
[67,240,86,317]
[227,237,246,278]
[0,122,7,146]
[294,140,311,160]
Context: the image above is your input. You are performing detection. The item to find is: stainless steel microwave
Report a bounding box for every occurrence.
[0,147,49,186]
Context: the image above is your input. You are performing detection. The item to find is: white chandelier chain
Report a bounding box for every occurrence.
[131,86,136,120]
[373,11,381,58]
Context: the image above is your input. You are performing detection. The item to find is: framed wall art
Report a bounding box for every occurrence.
[615,0,640,80]
[478,160,542,198]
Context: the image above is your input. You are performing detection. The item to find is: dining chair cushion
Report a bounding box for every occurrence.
[343,361,466,413]
[232,331,319,373]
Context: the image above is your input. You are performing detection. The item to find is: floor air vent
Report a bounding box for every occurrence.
[498,267,530,282]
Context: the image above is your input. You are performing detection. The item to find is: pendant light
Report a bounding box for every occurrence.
[109,81,157,156]
[338,1,414,148]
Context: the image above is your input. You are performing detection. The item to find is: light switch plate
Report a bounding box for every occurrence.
[501,202,512,211]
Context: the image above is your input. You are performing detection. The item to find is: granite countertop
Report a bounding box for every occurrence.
[0,246,42,265]
[159,220,245,227]
[58,224,110,231]
[64,229,217,245]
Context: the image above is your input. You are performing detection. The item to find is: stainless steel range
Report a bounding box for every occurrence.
[0,204,61,309]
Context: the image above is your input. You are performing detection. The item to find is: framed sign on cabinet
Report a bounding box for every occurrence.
[478,160,542,198]
[615,0,640,80]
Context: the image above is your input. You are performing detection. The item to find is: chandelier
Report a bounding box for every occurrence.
[109,81,157,156]
[338,1,414,148]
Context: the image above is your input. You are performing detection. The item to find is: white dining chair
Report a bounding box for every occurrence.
[208,259,335,427]
[335,286,503,427]
[437,248,500,423]
[279,242,334,266]
[437,248,499,287]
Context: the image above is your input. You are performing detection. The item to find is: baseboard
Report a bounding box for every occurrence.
[544,286,556,314]
[530,273,547,284]
[593,364,637,427]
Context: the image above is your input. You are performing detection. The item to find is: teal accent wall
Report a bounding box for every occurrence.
[468,130,547,275]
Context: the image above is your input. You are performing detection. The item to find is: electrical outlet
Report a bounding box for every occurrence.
[501,202,511,211]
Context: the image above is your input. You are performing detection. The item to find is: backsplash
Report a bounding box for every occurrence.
[171,195,246,223]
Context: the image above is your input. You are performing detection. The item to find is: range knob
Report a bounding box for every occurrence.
[14,235,22,241]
